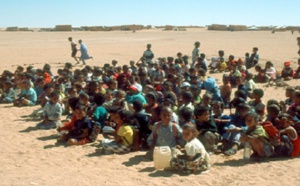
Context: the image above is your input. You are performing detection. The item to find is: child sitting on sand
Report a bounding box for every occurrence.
[37,91,62,130]
[254,65,269,83]
[265,61,277,81]
[278,113,300,157]
[194,106,219,153]
[101,110,134,154]
[248,89,265,117]
[170,123,210,173]
[281,61,294,81]
[240,112,273,158]
[146,107,184,159]
[0,81,16,103]
[59,105,96,145]
[14,80,37,107]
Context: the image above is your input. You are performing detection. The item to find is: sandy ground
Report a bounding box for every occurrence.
[1,28,300,186]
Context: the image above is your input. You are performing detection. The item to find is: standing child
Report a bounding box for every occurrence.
[220,74,232,107]
[240,112,274,158]
[37,91,62,129]
[102,110,134,154]
[170,124,210,174]
[194,107,219,153]
[191,41,200,68]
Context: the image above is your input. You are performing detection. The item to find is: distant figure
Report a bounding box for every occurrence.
[191,41,200,68]
[249,47,259,67]
[143,44,154,64]
[297,37,300,50]
[68,37,80,64]
[78,39,93,65]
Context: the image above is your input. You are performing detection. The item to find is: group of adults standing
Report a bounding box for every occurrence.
[68,37,93,65]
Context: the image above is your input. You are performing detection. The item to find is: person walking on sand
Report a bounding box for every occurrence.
[68,37,80,64]
[191,41,200,68]
[78,39,93,65]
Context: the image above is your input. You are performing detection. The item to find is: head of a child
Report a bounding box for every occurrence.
[218,50,224,57]
[179,107,194,123]
[132,100,143,113]
[284,61,291,69]
[163,81,173,92]
[252,88,264,101]
[236,103,251,118]
[246,73,253,81]
[293,91,300,105]
[160,107,173,126]
[107,79,117,90]
[3,81,13,91]
[116,110,133,125]
[74,105,87,120]
[245,111,259,129]
[145,92,157,106]
[255,64,262,72]
[105,90,114,101]
[194,41,200,48]
[265,61,273,69]
[79,92,89,105]
[222,74,230,84]
[202,92,212,106]
[194,106,210,123]
[50,91,60,104]
[21,80,31,90]
[278,113,293,129]
[229,55,234,61]
[285,87,295,98]
[245,52,250,57]
[93,93,106,106]
[68,88,78,98]
[235,76,243,86]
[43,64,51,73]
[68,37,72,42]
[267,104,281,120]
[182,123,198,142]
[180,82,191,92]
[181,91,193,105]
[212,101,224,117]
[252,47,258,53]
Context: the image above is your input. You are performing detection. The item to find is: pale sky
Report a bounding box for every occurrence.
[1,0,299,27]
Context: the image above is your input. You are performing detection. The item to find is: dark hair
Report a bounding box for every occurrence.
[253,88,264,98]
[146,92,157,101]
[50,91,60,98]
[79,92,89,99]
[198,68,206,76]
[117,110,133,124]
[212,101,224,110]
[132,100,143,112]
[245,111,259,122]
[194,106,210,117]
[182,123,198,138]
[294,90,300,98]
[179,107,194,122]
[75,104,87,113]
[93,93,106,106]
[182,91,194,102]
[278,113,293,120]
[236,103,251,112]
[267,99,279,107]
[267,104,281,115]
[68,97,80,111]
[286,86,295,92]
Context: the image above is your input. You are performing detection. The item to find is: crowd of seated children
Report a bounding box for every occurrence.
[1,43,300,175]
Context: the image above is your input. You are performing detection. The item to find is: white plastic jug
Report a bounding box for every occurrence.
[153,146,172,170]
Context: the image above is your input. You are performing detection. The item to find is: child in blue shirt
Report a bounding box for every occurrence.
[14,80,37,107]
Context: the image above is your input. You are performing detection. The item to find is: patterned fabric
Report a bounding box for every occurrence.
[102,139,131,154]
[170,155,210,174]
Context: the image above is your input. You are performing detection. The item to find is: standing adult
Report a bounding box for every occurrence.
[143,44,154,64]
[68,37,80,64]
[78,39,93,65]
[192,41,200,68]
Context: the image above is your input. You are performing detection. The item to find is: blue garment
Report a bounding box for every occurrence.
[237,84,248,100]
[213,114,231,135]
[126,93,147,105]
[34,86,43,99]
[20,88,37,103]
[147,122,184,147]
[92,106,107,128]
[80,43,90,59]
[200,77,222,101]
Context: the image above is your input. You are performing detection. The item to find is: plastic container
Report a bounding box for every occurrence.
[243,142,252,160]
[153,146,172,170]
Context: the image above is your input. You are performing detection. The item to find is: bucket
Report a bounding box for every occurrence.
[153,146,172,170]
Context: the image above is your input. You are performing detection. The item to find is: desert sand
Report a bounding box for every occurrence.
[0,28,300,186]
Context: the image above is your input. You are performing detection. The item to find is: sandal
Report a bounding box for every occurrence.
[223,148,237,156]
